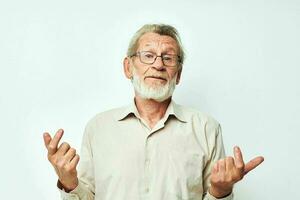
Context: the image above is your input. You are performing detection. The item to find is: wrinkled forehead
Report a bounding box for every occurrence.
[137,32,179,53]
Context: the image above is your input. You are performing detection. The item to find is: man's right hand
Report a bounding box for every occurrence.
[43,129,80,192]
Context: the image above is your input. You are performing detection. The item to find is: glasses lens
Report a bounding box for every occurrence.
[140,52,156,64]
[162,55,177,67]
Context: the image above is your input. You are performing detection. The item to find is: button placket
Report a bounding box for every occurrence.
[144,136,152,194]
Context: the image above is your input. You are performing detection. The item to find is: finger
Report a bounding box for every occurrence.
[64,148,76,162]
[48,129,64,155]
[244,156,264,175]
[218,159,226,172]
[69,154,80,169]
[56,142,71,156]
[225,156,235,171]
[233,146,245,170]
[43,132,52,148]
[212,162,219,174]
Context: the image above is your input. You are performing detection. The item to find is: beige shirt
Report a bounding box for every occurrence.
[58,100,233,200]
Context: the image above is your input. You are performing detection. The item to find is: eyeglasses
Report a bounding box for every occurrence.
[130,51,181,67]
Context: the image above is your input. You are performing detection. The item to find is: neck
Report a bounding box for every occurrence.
[134,95,171,129]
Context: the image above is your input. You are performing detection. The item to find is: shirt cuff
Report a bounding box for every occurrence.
[205,190,234,200]
[57,180,86,200]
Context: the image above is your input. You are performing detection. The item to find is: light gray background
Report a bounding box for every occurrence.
[0,0,299,199]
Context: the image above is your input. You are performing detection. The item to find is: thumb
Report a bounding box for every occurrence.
[244,156,264,175]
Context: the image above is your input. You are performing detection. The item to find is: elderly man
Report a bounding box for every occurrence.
[43,24,264,200]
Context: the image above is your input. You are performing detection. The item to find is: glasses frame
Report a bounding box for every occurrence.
[130,51,181,67]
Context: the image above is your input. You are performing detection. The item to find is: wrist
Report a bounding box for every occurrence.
[209,185,232,198]
[57,178,78,193]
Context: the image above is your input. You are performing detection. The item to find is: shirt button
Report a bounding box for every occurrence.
[145,159,150,165]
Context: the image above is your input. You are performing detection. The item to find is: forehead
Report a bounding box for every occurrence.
[137,32,179,52]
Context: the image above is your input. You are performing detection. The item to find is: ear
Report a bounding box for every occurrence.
[176,67,182,85]
[123,57,133,79]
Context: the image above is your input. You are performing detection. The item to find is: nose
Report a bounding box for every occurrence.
[152,56,165,70]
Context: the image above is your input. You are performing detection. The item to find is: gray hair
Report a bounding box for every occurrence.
[127,24,185,67]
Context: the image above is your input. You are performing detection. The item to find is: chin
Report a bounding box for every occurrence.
[144,82,167,89]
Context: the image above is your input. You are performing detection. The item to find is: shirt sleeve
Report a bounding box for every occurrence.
[202,123,234,200]
[57,179,93,200]
[57,121,96,200]
[204,190,234,200]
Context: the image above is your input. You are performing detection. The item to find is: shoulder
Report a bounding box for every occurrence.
[176,103,224,155]
[176,103,221,129]
[84,105,129,129]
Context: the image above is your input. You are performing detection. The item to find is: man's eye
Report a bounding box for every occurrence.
[163,56,173,60]
[144,53,154,58]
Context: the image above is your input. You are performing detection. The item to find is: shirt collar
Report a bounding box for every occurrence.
[116,99,187,123]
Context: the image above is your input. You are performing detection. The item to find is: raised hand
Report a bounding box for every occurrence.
[209,146,264,198]
[43,129,80,192]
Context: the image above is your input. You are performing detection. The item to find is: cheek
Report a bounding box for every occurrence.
[168,70,178,80]
[132,61,149,75]
[134,68,146,77]
[135,67,149,77]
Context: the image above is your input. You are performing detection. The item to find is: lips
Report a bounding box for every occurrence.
[145,76,167,81]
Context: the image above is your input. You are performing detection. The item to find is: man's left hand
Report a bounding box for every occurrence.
[209,146,264,198]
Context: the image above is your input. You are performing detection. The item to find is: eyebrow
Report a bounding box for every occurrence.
[142,45,177,53]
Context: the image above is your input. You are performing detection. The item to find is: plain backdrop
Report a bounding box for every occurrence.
[0,0,299,199]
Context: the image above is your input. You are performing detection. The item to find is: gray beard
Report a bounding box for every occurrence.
[131,71,177,102]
